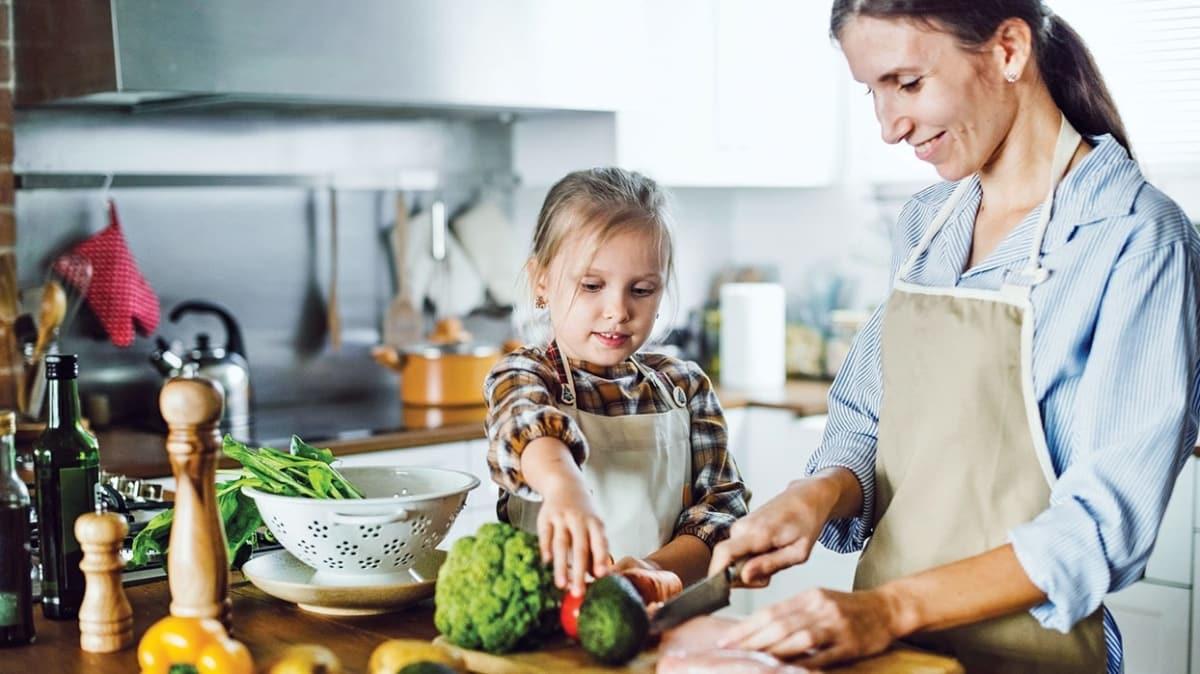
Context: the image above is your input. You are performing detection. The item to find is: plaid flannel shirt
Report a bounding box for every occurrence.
[483,341,748,548]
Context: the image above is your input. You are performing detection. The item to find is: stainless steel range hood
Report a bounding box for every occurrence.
[16,0,641,113]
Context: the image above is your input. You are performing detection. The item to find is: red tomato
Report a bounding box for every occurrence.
[560,590,585,639]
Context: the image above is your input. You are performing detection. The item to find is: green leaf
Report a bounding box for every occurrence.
[307,466,334,499]
[291,435,336,464]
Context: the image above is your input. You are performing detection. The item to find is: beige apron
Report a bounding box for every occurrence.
[853,116,1107,673]
[508,348,692,560]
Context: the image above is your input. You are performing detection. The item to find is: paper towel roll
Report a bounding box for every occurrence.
[719,283,786,393]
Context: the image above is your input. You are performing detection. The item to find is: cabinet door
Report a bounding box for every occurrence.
[617,0,839,187]
[1106,581,1191,674]
[725,412,860,617]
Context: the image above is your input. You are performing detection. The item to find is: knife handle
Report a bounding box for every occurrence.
[726,558,749,587]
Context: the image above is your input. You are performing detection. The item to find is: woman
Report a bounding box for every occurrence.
[709,2,1200,672]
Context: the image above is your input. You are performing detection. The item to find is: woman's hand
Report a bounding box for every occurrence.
[612,556,684,606]
[537,483,610,594]
[709,471,850,587]
[717,588,900,668]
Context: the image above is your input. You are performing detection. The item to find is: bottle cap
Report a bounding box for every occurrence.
[45,354,80,380]
[0,410,14,436]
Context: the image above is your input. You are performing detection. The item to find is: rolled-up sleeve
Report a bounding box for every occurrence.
[484,349,589,500]
[1009,238,1200,631]
[673,361,750,547]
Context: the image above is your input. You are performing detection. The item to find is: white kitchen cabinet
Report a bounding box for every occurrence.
[724,411,860,617]
[615,0,841,187]
[1107,580,1191,674]
[1192,533,1200,674]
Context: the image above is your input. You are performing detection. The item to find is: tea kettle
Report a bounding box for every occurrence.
[150,300,252,440]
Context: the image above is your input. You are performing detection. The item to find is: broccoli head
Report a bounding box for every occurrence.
[434,522,561,653]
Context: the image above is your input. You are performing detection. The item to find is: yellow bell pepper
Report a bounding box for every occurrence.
[138,615,254,674]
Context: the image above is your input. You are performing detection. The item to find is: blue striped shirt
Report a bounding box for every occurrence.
[807,135,1200,672]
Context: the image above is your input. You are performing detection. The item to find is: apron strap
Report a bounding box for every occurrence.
[630,356,689,410]
[551,342,579,406]
[896,178,975,284]
[551,342,686,410]
[1009,116,1083,287]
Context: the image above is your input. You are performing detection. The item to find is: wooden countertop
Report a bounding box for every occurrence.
[96,380,834,479]
[13,577,957,673]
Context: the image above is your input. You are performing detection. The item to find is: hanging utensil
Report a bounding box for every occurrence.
[24,279,68,418]
[327,187,341,352]
[429,197,449,324]
[383,192,422,347]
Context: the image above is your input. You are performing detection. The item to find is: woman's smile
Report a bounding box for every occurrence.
[913,131,946,161]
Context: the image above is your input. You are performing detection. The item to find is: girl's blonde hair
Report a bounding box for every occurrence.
[517,167,678,345]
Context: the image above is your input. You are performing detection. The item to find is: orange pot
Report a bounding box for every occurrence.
[372,343,500,407]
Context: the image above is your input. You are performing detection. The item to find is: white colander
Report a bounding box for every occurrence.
[243,465,479,583]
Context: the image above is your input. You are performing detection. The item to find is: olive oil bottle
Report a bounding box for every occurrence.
[33,355,99,620]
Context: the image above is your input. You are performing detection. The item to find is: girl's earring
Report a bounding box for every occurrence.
[1004,70,1018,83]
[535,296,547,310]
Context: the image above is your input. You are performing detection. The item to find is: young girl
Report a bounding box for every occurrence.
[485,167,748,595]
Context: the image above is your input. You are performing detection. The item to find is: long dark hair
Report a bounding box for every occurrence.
[830,1,1132,155]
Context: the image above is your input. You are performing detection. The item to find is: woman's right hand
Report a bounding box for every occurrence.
[709,470,852,587]
[537,483,611,595]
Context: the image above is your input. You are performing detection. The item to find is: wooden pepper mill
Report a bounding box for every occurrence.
[76,506,133,652]
[159,376,231,627]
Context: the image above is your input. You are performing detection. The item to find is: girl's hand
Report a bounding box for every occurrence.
[717,588,899,668]
[709,478,838,587]
[537,485,610,594]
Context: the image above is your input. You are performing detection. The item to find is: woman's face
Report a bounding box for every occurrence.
[840,16,1017,181]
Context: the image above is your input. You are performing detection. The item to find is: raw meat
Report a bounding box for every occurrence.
[656,616,812,674]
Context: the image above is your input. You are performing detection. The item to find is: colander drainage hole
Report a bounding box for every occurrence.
[359,557,381,569]
[383,539,403,554]
[323,557,345,569]
[307,521,330,539]
[271,517,288,535]
[335,541,360,557]
[358,524,383,538]
[393,551,416,567]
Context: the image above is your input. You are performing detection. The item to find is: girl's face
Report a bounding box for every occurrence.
[839,16,1019,181]
[536,225,667,367]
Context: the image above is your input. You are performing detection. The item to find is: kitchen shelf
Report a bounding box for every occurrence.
[13,169,520,191]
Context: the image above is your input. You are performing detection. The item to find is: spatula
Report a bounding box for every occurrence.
[383,192,422,347]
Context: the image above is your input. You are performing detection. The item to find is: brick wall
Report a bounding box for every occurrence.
[0,0,16,410]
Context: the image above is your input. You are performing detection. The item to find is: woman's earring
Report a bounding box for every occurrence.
[1004,70,1019,83]
[535,296,547,309]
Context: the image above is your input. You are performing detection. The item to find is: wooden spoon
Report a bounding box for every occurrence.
[33,280,66,363]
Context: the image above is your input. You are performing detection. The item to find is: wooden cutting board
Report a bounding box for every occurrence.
[434,637,964,673]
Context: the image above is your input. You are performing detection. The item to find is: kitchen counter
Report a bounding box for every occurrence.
[97,380,835,479]
[12,576,960,673]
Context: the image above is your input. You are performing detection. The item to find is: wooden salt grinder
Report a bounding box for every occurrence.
[159,376,231,627]
[76,507,133,653]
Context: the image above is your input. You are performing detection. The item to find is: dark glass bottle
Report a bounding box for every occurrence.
[33,355,99,620]
[0,410,34,645]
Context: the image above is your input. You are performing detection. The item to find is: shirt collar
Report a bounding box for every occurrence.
[909,134,1145,276]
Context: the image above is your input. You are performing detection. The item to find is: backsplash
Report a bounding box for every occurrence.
[14,109,513,425]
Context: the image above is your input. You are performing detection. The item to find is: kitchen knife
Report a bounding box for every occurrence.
[648,561,744,635]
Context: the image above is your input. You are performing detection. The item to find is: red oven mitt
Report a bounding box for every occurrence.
[54,200,160,347]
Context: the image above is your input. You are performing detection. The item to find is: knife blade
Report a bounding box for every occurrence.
[648,561,743,635]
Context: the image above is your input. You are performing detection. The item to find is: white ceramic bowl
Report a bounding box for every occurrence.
[243,465,478,583]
